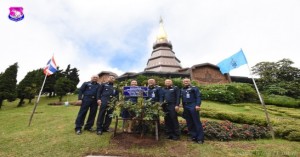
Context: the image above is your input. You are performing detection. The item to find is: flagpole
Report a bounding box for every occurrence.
[28,73,48,126]
[245,64,275,139]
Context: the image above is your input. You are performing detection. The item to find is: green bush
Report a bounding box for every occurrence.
[201,109,268,126]
[274,125,300,141]
[286,131,300,141]
[200,83,258,104]
[201,88,235,104]
[263,94,299,108]
[177,120,270,141]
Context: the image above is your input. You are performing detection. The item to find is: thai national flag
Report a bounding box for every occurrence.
[43,56,57,76]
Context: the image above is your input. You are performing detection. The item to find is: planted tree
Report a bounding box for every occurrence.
[252,58,300,99]
[0,63,18,109]
[17,69,44,107]
[54,77,75,102]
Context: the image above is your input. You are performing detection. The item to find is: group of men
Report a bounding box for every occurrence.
[74,75,204,144]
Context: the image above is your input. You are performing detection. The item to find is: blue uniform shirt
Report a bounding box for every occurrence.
[161,86,180,105]
[97,82,119,104]
[78,81,99,100]
[146,85,161,102]
[181,85,201,106]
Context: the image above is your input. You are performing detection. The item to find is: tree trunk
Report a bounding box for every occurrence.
[0,99,3,109]
[59,96,63,102]
[17,97,25,107]
[29,98,32,104]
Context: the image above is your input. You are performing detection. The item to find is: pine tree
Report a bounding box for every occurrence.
[0,63,18,109]
[17,69,43,107]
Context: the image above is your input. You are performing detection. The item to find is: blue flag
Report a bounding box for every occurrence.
[217,49,248,74]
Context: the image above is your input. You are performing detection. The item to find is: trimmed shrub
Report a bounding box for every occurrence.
[263,94,300,108]
[176,120,270,141]
[199,83,258,104]
[286,131,300,141]
[274,124,300,141]
[201,109,268,126]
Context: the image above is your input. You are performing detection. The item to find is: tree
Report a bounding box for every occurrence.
[0,63,18,109]
[43,67,63,97]
[17,69,44,107]
[252,58,300,98]
[54,77,75,102]
[67,66,80,92]
[43,65,79,97]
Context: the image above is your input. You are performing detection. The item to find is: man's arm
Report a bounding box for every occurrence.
[194,87,202,111]
[97,84,104,105]
[175,87,180,106]
[78,82,87,100]
[194,87,201,106]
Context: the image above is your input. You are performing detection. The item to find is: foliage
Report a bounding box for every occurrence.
[43,64,79,97]
[274,124,300,141]
[43,67,63,97]
[63,64,80,92]
[116,98,165,121]
[54,77,75,102]
[106,97,119,117]
[252,58,300,99]
[0,62,18,108]
[136,75,148,86]
[200,83,258,104]
[119,76,186,89]
[201,120,270,141]
[201,108,268,126]
[263,94,300,108]
[16,69,43,106]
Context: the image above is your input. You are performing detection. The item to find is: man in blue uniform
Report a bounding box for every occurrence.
[180,78,204,144]
[146,79,161,103]
[96,75,119,135]
[146,79,162,134]
[75,75,100,135]
[160,79,180,140]
[122,80,138,133]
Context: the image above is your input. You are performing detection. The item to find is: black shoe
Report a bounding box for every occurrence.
[84,128,94,132]
[75,130,82,135]
[96,131,103,135]
[191,138,197,141]
[172,136,180,141]
[195,140,204,144]
[103,128,111,132]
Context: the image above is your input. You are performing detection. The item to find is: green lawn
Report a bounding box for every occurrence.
[0,95,300,157]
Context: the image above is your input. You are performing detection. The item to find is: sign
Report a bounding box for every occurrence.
[123,86,148,97]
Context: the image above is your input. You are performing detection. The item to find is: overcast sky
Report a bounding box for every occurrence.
[1,0,299,87]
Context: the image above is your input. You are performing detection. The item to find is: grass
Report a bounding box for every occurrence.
[1,95,300,157]
[203,101,300,125]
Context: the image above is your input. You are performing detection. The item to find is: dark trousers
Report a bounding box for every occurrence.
[183,103,204,141]
[163,103,180,138]
[75,98,98,130]
[96,103,114,131]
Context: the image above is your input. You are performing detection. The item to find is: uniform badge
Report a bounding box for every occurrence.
[8,7,24,22]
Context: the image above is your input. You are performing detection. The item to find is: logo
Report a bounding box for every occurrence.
[8,7,24,22]
[230,58,237,68]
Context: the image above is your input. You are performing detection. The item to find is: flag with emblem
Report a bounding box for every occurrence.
[43,55,57,76]
[217,49,248,74]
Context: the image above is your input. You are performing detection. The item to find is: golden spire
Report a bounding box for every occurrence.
[156,17,168,41]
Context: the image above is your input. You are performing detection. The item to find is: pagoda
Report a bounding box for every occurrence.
[144,18,182,72]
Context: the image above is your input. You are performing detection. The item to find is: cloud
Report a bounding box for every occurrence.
[0,0,299,87]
